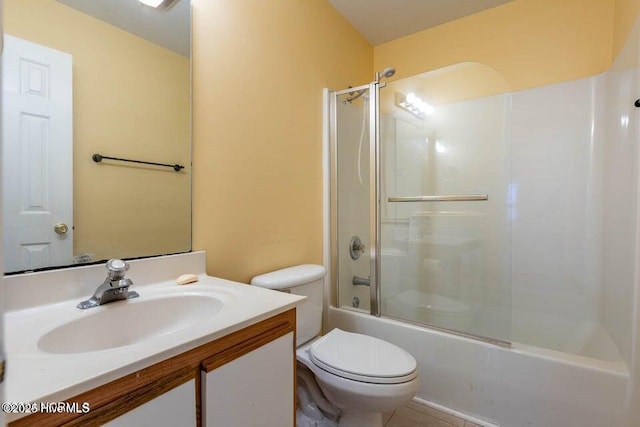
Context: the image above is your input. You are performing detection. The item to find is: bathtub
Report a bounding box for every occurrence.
[383,289,474,332]
[328,306,629,427]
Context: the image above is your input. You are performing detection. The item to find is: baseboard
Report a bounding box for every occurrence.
[411,397,499,427]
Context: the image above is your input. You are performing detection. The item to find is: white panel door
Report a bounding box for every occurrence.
[202,333,294,427]
[2,34,73,272]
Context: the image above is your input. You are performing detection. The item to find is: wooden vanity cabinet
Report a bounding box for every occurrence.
[9,309,296,427]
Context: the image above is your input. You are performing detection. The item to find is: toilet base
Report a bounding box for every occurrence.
[296,408,338,426]
[295,409,382,427]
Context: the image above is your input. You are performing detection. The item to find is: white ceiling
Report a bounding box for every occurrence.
[55,0,190,57]
[328,0,515,45]
[52,0,513,56]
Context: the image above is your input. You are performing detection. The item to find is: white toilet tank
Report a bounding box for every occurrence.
[251,264,326,346]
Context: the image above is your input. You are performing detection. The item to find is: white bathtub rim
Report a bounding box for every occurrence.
[510,341,628,377]
[331,306,629,377]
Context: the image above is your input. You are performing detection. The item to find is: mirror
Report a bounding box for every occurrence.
[2,0,191,273]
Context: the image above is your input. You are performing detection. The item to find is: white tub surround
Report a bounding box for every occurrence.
[4,251,305,423]
[323,11,640,425]
[330,307,628,427]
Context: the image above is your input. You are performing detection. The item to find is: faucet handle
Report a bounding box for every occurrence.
[106,259,129,280]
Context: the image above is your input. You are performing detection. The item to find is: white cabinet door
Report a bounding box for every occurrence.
[104,379,196,427]
[202,332,294,427]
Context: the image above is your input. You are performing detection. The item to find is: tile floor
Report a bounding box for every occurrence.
[382,401,482,427]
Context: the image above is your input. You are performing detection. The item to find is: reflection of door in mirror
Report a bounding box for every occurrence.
[3,0,191,273]
[2,35,73,272]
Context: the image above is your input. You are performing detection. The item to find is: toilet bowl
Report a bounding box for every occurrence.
[298,329,418,413]
[251,265,419,427]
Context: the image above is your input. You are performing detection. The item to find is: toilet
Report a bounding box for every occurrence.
[251,265,419,427]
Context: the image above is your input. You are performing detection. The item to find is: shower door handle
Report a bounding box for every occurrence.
[352,276,370,286]
[387,194,488,202]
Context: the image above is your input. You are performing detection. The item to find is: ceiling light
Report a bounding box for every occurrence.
[139,0,180,10]
[139,0,163,7]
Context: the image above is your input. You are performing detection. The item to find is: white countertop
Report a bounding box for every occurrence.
[3,252,305,422]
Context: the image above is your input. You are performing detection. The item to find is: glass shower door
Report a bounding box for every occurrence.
[378,75,512,344]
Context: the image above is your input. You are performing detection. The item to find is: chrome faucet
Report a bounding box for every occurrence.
[77,259,139,309]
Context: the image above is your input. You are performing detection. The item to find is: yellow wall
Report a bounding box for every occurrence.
[382,62,511,115]
[4,0,191,262]
[614,0,640,57]
[192,0,372,282]
[375,0,615,93]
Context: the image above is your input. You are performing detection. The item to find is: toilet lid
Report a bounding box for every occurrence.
[309,329,418,384]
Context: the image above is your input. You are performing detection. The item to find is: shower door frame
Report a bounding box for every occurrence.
[329,81,513,348]
[330,79,382,316]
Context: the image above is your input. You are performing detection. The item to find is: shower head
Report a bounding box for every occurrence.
[344,67,397,103]
[379,67,396,79]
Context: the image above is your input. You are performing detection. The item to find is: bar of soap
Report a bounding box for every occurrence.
[177,274,199,285]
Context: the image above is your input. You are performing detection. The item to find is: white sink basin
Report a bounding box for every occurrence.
[37,294,224,354]
[3,254,306,418]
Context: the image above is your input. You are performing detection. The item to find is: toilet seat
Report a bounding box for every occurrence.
[308,329,418,385]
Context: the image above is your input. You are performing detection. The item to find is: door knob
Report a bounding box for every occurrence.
[54,223,69,235]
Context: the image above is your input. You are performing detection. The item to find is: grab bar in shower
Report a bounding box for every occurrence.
[387,194,488,203]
